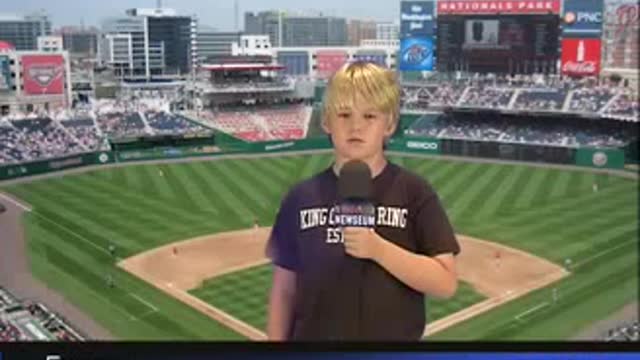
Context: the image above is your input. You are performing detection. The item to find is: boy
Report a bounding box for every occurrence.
[266,62,460,341]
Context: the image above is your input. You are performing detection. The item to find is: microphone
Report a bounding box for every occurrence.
[336,160,376,231]
[336,159,374,338]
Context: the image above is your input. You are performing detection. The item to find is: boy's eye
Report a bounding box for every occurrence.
[364,113,377,120]
[337,112,351,118]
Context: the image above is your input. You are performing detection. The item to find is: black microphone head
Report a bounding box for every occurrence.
[338,160,372,201]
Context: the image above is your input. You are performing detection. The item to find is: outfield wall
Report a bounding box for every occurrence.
[0,136,627,181]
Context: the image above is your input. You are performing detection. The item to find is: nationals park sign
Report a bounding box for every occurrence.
[437,0,561,15]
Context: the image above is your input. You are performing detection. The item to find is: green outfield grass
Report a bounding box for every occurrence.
[189,264,485,332]
[2,153,637,340]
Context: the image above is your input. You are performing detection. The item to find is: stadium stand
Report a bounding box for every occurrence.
[604,320,639,342]
[145,111,213,136]
[0,117,83,164]
[190,105,311,142]
[0,287,84,342]
[405,112,635,148]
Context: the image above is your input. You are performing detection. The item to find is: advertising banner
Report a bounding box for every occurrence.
[400,1,436,37]
[562,0,604,38]
[21,54,65,95]
[399,37,434,71]
[576,148,625,169]
[353,53,387,67]
[388,137,441,154]
[315,50,349,79]
[0,55,10,91]
[0,152,113,181]
[561,38,602,76]
[437,0,561,15]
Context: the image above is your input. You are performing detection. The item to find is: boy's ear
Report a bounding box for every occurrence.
[384,116,398,137]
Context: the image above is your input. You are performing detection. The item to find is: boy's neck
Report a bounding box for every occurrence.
[333,155,388,179]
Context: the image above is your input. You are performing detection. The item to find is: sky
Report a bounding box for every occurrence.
[0,0,401,31]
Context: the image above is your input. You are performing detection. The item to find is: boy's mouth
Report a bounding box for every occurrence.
[347,137,364,144]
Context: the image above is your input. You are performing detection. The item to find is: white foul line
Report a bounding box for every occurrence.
[515,301,549,321]
[30,211,110,256]
[0,192,32,212]
[572,239,637,270]
[130,293,159,312]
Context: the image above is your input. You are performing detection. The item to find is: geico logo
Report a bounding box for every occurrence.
[577,11,602,23]
[407,141,438,150]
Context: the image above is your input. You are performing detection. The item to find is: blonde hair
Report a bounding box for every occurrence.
[322,61,400,126]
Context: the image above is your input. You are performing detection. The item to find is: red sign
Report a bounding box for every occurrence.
[316,50,348,79]
[561,38,601,76]
[438,0,560,15]
[21,55,65,95]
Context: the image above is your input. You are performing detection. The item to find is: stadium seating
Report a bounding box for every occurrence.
[0,117,83,164]
[406,113,634,148]
[145,111,212,135]
[60,117,104,151]
[192,105,310,142]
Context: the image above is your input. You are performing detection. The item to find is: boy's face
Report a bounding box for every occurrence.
[323,95,396,165]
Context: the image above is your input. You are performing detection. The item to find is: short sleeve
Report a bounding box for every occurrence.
[414,189,460,257]
[266,190,300,271]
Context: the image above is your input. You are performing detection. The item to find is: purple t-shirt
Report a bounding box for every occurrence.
[267,162,460,340]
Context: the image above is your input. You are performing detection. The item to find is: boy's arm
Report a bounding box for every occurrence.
[375,237,457,299]
[343,228,457,299]
[267,265,297,340]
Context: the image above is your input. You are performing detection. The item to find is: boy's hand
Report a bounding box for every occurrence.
[343,227,384,260]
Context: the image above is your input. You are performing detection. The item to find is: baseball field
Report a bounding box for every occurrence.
[1,152,637,340]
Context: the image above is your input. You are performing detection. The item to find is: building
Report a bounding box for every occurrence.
[100,7,196,81]
[376,22,399,41]
[361,39,400,48]
[0,48,72,114]
[601,0,639,87]
[55,26,98,57]
[272,45,399,78]
[0,12,51,51]
[37,36,63,52]
[347,20,377,46]
[196,27,242,62]
[244,11,348,47]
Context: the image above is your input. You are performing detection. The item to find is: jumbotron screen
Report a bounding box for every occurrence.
[436,14,560,73]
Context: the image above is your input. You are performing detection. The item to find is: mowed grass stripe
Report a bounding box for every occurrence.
[71,169,220,231]
[473,166,528,221]
[217,160,273,210]
[234,159,284,197]
[551,217,638,260]
[246,157,295,189]
[194,162,256,222]
[167,163,218,212]
[137,165,176,201]
[41,242,202,339]
[28,194,149,255]
[28,176,206,251]
[452,165,509,222]
[527,169,562,208]
[298,154,329,181]
[213,161,271,217]
[158,163,205,213]
[475,179,634,232]
[425,161,463,190]
[565,171,584,198]
[493,166,536,215]
[512,169,550,209]
[438,163,487,208]
[183,161,251,224]
[549,171,573,199]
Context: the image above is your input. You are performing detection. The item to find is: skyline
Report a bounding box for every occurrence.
[0,0,401,31]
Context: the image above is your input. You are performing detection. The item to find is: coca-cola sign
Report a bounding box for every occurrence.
[561,38,601,76]
[562,61,597,75]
